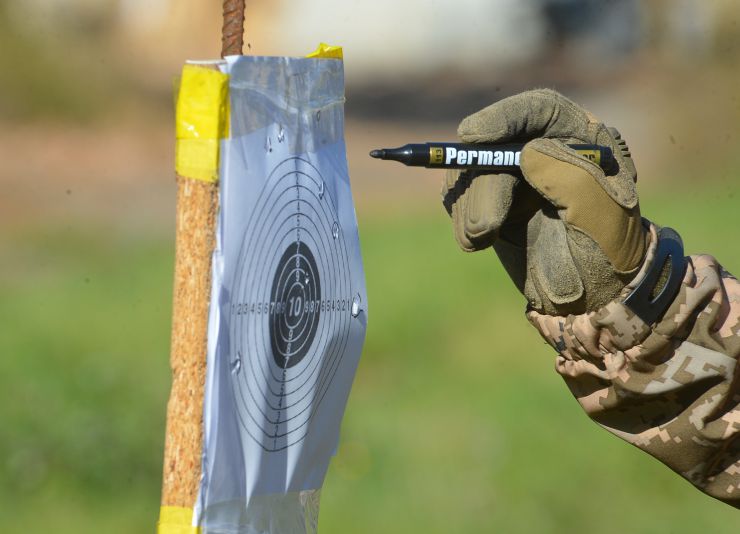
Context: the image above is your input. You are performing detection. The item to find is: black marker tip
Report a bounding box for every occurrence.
[369,149,385,159]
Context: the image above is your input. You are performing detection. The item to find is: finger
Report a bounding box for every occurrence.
[519,138,645,272]
[453,194,476,251]
[441,169,461,216]
[442,170,519,251]
[440,169,475,250]
[461,172,518,245]
[457,89,598,144]
[596,126,638,208]
[451,174,477,251]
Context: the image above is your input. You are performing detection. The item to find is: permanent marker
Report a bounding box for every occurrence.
[369,142,614,172]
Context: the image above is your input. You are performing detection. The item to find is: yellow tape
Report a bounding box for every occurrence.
[175,65,229,183]
[306,42,343,60]
[157,506,200,534]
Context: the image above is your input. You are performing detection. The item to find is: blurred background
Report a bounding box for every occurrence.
[1,0,738,532]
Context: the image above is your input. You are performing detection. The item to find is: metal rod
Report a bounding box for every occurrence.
[222,0,246,57]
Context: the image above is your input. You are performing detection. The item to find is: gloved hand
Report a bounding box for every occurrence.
[443,89,648,316]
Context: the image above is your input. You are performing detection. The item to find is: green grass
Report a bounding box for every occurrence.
[0,185,737,532]
[0,228,172,531]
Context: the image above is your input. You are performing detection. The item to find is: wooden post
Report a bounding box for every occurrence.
[158,2,244,530]
[159,176,219,510]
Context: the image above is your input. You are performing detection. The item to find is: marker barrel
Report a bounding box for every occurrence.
[370,142,614,172]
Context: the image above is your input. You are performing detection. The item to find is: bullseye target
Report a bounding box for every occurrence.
[230,157,356,452]
[269,242,322,369]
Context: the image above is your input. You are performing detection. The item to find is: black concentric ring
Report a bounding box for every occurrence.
[269,242,321,368]
[229,157,355,452]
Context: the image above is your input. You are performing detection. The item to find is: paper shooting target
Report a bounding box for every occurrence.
[229,157,360,452]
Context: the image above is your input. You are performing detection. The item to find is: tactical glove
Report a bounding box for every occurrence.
[443,89,647,315]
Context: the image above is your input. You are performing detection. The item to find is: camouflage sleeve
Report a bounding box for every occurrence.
[527,223,740,507]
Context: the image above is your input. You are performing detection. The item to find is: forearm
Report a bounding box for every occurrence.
[528,223,740,507]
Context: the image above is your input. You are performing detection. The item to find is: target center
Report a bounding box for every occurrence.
[284,282,307,329]
[269,243,321,369]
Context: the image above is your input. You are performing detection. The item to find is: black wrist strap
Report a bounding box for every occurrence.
[623,227,687,326]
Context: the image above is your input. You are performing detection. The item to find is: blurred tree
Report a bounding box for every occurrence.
[0,3,118,121]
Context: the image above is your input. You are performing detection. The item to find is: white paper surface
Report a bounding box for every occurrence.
[196,55,367,532]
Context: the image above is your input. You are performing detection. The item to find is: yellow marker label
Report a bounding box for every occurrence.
[306,42,344,60]
[157,506,200,534]
[577,149,601,166]
[175,65,229,183]
[429,147,444,165]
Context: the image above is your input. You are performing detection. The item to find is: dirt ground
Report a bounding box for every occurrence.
[0,117,457,235]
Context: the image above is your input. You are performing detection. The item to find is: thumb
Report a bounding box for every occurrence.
[519,138,645,273]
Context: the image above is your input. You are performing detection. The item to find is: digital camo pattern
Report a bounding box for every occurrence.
[528,224,740,507]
